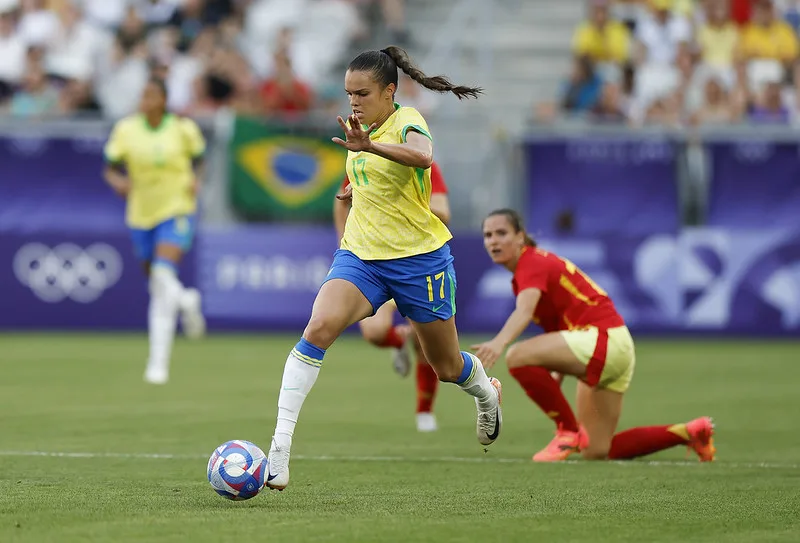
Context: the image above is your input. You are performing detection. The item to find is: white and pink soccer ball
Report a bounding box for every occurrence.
[207,440,268,500]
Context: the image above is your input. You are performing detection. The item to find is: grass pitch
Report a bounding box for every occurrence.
[0,333,798,542]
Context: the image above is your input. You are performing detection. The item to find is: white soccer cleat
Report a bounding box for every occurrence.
[476,377,502,446]
[180,288,206,340]
[416,412,438,432]
[144,363,168,385]
[265,435,291,491]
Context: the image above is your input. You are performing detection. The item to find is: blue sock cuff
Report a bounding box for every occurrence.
[292,338,326,368]
[152,257,178,273]
[456,351,475,385]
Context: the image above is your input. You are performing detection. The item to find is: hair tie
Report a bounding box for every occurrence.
[380,48,390,56]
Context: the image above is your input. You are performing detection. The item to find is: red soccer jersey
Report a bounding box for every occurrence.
[341,161,447,193]
[512,247,624,332]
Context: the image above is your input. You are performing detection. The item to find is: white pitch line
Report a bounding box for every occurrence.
[0,450,797,470]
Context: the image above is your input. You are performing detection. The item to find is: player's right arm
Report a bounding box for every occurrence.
[333,178,352,245]
[472,288,541,369]
[103,120,130,198]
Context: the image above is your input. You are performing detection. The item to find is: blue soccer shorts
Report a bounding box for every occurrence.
[325,244,457,323]
[129,215,196,263]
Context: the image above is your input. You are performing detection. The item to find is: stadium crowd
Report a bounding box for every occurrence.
[537,0,800,126]
[0,0,410,120]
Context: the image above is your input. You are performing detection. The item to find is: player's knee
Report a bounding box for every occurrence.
[506,343,532,369]
[303,314,340,350]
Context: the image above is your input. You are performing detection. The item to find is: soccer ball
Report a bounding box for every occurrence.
[207,440,268,500]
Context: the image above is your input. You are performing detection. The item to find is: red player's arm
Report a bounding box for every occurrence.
[491,288,542,348]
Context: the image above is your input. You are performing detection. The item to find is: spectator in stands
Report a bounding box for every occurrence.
[81,0,129,31]
[746,80,791,123]
[589,81,628,123]
[777,0,800,35]
[117,5,147,49]
[17,0,59,49]
[7,54,59,117]
[738,0,798,66]
[572,0,631,66]
[45,1,105,83]
[135,0,181,28]
[634,0,692,66]
[533,56,604,123]
[696,0,739,74]
[95,34,149,118]
[259,47,313,116]
[0,4,26,103]
[688,76,738,125]
[730,0,752,25]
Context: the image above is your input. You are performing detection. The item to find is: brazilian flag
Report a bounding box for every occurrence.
[229,115,347,222]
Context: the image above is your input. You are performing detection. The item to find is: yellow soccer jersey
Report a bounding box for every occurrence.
[340,104,452,260]
[104,114,206,229]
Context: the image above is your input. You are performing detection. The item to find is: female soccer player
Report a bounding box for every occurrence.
[473,209,716,463]
[103,77,207,385]
[266,46,502,490]
[334,161,451,432]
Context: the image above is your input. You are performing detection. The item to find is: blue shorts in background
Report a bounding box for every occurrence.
[325,244,457,323]
[129,215,196,262]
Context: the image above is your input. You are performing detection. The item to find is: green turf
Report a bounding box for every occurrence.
[0,334,798,542]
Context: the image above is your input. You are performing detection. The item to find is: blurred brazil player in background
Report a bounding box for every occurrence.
[103,77,207,385]
[265,46,502,491]
[334,161,451,433]
[474,209,716,463]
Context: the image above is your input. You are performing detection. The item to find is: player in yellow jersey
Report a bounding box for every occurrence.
[103,77,207,385]
[265,46,502,491]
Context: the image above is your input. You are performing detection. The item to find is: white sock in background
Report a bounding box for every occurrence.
[145,265,182,383]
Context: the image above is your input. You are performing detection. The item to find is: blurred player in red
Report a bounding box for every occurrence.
[334,161,450,432]
[473,209,716,462]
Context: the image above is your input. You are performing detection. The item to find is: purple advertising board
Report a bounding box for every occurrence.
[0,229,149,328]
[706,141,800,228]
[197,226,800,336]
[524,138,679,237]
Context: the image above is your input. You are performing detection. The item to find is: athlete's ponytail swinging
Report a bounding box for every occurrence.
[348,46,482,101]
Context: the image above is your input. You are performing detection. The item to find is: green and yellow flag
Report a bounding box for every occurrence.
[229,115,347,222]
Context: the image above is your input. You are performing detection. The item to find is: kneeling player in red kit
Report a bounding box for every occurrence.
[473,209,716,462]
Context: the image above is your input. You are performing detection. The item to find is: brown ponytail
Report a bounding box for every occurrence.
[381,46,483,100]
[347,47,483,101]
[484,208,537,247]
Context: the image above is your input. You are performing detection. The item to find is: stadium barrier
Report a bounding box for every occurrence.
[1,126,799,335]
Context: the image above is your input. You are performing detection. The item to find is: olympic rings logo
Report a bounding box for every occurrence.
[13,243,123,303]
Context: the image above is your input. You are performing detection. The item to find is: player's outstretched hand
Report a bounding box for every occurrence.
[111,180,131,198]
[471,339,504,370]
[336,183,353,201]
[332,114,376,152]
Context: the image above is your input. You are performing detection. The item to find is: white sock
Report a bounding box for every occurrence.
[456,352,496,411]
[274,342,323,447]
[147,266,181,373]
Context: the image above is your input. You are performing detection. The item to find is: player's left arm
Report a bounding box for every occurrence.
[332,113,432,169]
[472,288,541,369]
